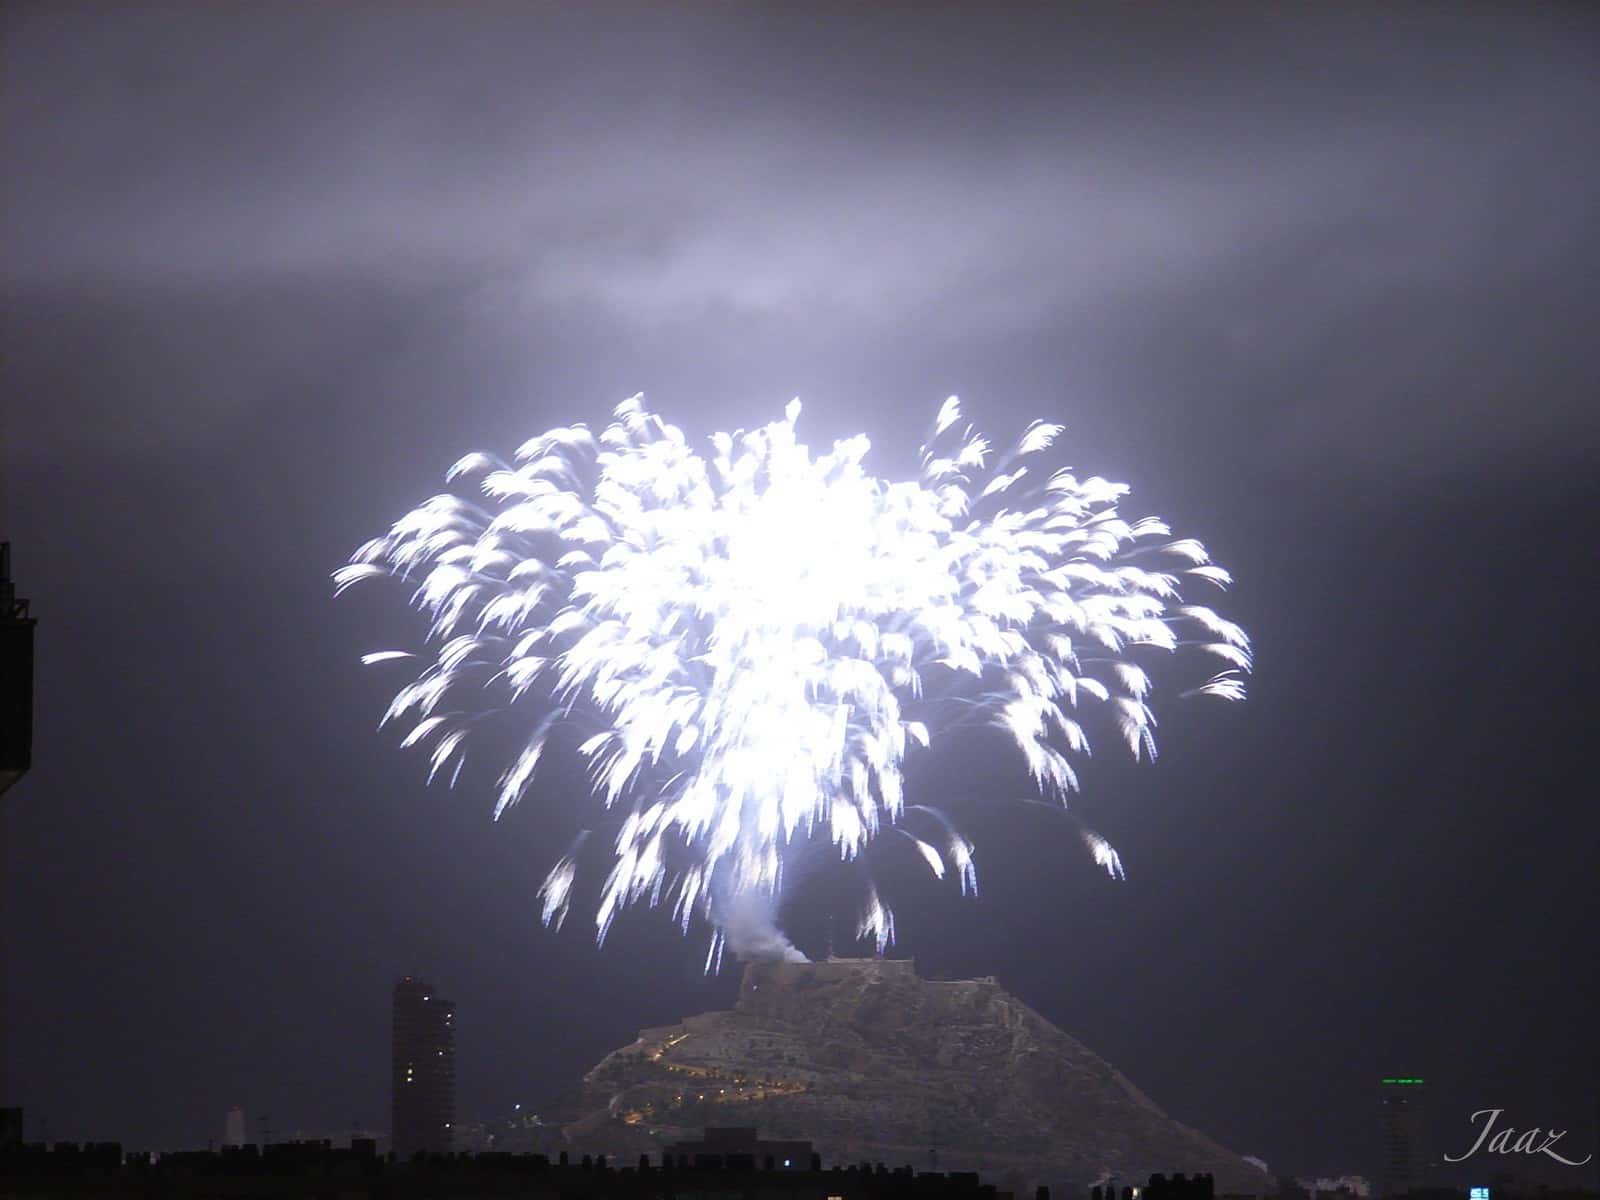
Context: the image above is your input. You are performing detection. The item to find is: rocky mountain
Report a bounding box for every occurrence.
[563,958,1269,1196]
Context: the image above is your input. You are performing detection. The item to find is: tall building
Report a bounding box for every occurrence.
[391,977,454,1158]
[0,542,36,799]
[224,1106,247,1148]
[0,544,37,1114]
[1379,1077,1427,1198]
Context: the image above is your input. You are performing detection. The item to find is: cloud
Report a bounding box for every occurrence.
[2,2,1595,471]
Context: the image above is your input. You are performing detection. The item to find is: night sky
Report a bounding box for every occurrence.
[3,0,1598,1184]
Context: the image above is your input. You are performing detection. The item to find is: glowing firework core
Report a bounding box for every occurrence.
[337,396,1249,965]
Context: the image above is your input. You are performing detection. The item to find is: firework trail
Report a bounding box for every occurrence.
[336,395,1249,964]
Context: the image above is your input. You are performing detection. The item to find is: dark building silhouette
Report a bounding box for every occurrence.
[1142,1173,1217,1200]
[0,543,36,798]
[0,1138,1032,1199]
[1,544,36,1120]
[391,977,454,1158]
[0,1108,20,1148]
[1093,1177,1216,1200]
[663,1126,816,1170]
[1379,1077,1428,1199]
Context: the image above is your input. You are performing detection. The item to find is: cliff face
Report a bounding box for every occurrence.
[566,958,1268,1195]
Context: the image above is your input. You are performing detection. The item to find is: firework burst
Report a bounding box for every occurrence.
[336,395,1249,964]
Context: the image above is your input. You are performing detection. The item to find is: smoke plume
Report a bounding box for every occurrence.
[717,889,808,964]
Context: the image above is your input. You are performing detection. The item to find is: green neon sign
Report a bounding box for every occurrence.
[1381,1077,1425,1085]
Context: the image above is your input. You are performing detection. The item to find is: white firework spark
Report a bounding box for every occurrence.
[336,394,1249,962]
